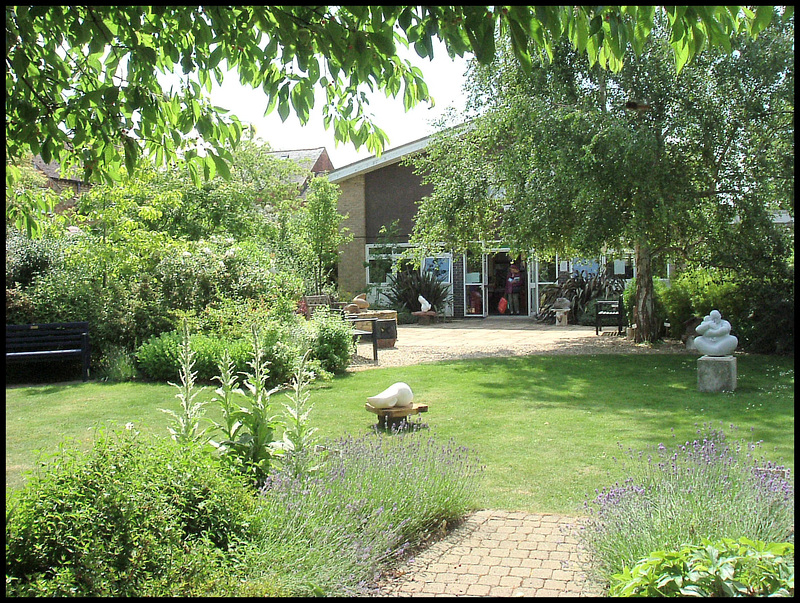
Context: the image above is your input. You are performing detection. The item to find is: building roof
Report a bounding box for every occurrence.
[266,147,334,175]
[327,135,432,183]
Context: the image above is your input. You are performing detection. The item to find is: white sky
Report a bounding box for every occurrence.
[206,41,472,169]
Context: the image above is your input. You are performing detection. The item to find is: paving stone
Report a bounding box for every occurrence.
[377,510,602,598]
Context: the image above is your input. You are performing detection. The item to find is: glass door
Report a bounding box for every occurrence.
[527,259,537,315]
[464,251,487,317]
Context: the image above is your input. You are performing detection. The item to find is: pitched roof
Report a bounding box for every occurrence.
[266,147,334,175]
[327,135,432,183]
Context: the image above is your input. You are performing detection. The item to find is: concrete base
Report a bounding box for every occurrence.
[697,355,737,392]
[555,310,569,327]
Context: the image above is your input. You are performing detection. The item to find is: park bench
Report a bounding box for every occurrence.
[344,316,380,363]
[6,321,91,381]
[301,294,346,318]
[595,297,625,335]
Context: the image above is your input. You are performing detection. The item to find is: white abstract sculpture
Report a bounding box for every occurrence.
[694,310,738,356]
[367,382,414,409]
[418,295,432,312]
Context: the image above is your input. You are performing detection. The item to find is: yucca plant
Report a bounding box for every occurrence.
[536,269,625,323]
[385,268,452,313]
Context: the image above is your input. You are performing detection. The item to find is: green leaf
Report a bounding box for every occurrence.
[674,40,691,73]
[752,6,775,36]
[210,152,231,180]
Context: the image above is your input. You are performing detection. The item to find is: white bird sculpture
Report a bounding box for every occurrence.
[367,382,414,409]
[418,295,432,312]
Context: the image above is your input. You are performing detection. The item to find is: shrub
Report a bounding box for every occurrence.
[96,345,139,382]
[661,267,794,354]
[386,267,452,313]
[136,331,252,383]
[5,426,256,597]
[578,423,794,586]
[5,229,66,289]
[609,538,794,597]
[309,307,355,374]
[254,430,483,595]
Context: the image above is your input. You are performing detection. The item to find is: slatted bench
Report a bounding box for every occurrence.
[6,321,91,381]
[344,316,379,363]
[595,297,625,335]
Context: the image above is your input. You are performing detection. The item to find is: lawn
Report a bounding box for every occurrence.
[6,353,794,514]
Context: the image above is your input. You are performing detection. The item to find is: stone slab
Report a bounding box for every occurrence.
[697,355,737,392]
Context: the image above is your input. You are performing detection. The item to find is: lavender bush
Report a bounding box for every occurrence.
[579,423,794,586]
[252,430,483,596]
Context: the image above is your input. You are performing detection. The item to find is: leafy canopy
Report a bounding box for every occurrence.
[408,11,793,342]
[6,5,789,191]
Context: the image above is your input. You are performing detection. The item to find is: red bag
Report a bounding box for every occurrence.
[498,297,508,314]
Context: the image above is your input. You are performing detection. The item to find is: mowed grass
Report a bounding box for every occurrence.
[6,354,794,514]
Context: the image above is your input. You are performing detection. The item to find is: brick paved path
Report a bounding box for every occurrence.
[378,510,605,597]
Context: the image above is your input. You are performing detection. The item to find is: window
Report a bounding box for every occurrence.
[423,256,452,284]
[365,243,415,286]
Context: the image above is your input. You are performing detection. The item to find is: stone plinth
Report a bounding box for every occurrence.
[697,355,737,392]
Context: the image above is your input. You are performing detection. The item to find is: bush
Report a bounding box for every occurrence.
[386,268,452,313]
[309,308,355,374]
[5,427,256,597]
[609,538,794,597]
[578,423,794,586]
[137,331,252,383]
[136,321,325,386]
[661,267,794,354]
[5,229,66,289]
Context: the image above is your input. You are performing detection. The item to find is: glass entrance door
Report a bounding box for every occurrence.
[464,251,487,317]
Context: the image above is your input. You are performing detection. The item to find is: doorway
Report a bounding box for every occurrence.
[486,251,527,316]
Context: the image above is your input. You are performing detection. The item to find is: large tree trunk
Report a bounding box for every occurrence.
[633,242,660,343]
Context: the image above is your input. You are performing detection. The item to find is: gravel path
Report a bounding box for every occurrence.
[350,319,692,370]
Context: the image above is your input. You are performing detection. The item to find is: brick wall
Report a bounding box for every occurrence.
[452,254,465,318]
[336,174,367,297]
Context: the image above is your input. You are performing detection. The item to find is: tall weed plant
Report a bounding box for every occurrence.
[579,423,794,585]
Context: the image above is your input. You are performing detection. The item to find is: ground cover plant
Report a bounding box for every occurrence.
[578,423,794,589]
[608,538,794,597]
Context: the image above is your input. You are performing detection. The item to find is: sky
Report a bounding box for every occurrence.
[206,41,472,169]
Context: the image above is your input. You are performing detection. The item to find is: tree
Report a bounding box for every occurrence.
[409,12,793,343]
[297,177,352,295]
[6,5,788,191]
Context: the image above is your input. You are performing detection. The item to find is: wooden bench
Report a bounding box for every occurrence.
[302,294,346,319]
[595,297,625,335]
[344,316,379,363]
[365,402,429,430]
[6,321,91,381]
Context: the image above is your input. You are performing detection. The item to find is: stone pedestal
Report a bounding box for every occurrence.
[697,355,737,392]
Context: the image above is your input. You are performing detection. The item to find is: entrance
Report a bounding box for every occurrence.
[464,250,528,317]
[486,251,527,316]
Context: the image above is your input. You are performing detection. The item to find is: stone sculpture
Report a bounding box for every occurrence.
[418,295,432,312]
[367,382,414,409]
[694,310,738,356]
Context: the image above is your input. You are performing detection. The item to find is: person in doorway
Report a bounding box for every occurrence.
[505,262,523,315]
